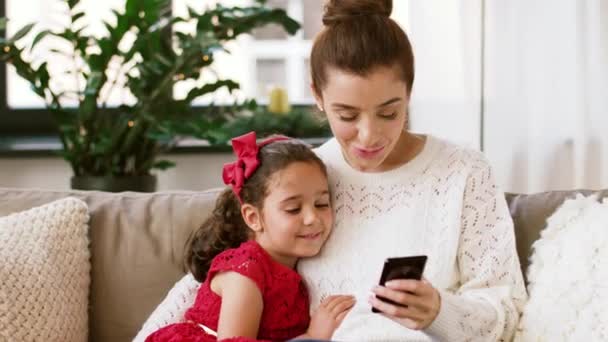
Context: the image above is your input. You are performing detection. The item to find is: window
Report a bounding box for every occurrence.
[0,0,329,135]
[172,0,323,106]
[1,0,131,134]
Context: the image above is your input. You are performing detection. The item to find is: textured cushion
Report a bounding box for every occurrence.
[132,273,201,342]
[505,189,608,280]
[0,197,90,342]
[0,188,221,342]
[515,194,608,340]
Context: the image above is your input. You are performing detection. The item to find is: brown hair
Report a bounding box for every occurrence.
[310,0,415,95]
[185,139,327,282]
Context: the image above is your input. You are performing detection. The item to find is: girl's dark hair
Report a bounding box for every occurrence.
[310,0,415,95]
[186,139,327,281]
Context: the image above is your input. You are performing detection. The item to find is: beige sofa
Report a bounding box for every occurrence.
[1,187,607,342]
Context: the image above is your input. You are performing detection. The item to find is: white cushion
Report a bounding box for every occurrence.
[0,197,90,342]
[515,194,608,341]
[132,273,200,342]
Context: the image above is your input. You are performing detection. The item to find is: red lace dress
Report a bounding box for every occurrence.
[145,240,310,342]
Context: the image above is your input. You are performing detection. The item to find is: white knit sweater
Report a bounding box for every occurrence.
[297,135,528,342]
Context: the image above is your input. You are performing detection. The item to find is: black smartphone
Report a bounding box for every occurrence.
[372,255,428,313]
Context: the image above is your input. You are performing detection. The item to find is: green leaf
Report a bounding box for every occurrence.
[103,21,114,36]
[185,80,240,102]
[0,18,7,31]
[31,30,50,50]
[36,62,50,88]
[71,11,86,24]
[153,53,173,68]
[84,71,103,95]
[8,23,35,43]
[187,6,199,18]
[151,160,176,170]
[66,0,79,10]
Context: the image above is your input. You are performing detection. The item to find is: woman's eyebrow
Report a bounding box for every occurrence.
[331,103,359,110]
[330,97,402,111]
[376,97,402,108]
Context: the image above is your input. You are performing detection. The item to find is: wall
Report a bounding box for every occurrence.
[0,153,233,191]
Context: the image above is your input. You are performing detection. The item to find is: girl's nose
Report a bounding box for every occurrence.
[302,207,319,226]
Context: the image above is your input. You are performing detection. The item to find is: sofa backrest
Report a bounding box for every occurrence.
[1,187,606,342]
[0,188,222,342]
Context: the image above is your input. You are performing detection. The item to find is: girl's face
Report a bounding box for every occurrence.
[244,161,333,268]
[314,64,410,172]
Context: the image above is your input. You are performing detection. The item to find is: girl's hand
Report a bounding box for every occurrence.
[369,278,441,330]
[306,295,355,339]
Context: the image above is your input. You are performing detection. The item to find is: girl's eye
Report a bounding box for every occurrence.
[285,208,301,214]
[315,203,330,208]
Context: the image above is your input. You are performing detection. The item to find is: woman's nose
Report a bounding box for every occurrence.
[357,116,376,145]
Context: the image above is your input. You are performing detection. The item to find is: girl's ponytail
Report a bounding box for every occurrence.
[185,188,250,282]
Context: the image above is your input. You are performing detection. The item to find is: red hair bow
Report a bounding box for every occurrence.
[222,132,289,202]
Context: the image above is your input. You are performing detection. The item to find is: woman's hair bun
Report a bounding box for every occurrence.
[323,0,393,26]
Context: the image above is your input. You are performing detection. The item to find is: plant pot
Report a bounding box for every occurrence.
[70,175,157,193]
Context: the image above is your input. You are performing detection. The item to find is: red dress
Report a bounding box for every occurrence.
[145,241,310,342]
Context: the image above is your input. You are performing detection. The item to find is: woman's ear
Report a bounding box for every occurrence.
[311,83,324,112]
[241,204,263,233]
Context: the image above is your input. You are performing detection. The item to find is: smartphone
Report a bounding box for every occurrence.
[372,255,428,313]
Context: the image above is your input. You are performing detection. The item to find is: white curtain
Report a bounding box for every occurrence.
[484,0,608,193]
[406,0,483,150]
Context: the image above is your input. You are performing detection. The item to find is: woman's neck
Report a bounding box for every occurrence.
[381,131,426,170]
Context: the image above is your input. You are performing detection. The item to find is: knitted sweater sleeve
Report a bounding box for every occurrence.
[425,153,528,341]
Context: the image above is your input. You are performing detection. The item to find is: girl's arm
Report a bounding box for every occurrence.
[212,271,264,340]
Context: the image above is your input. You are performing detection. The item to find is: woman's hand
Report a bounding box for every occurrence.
[305,295,356,339]
[369,278,441,330]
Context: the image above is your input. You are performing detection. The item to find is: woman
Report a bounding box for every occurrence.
[136,1,527,341]
[296,1,527,340]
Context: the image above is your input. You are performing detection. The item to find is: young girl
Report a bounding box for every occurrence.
[145,131,354,342]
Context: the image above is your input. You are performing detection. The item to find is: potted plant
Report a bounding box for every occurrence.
[0,0,299,192]
[217,86,331,140]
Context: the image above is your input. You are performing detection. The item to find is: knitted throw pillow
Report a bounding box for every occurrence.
[0,197,90,342]
[515,194,608,341]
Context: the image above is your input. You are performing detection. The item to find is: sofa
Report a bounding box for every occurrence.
[1,187,607,342]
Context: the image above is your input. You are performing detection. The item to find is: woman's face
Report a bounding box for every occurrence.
[314,64,410,172]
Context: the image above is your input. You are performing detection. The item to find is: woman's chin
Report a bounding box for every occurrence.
[348,156,387,172]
